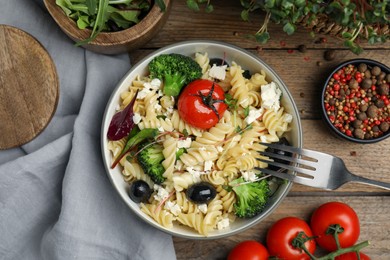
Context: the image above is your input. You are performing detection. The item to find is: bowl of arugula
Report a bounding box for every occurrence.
[44,0,171,54]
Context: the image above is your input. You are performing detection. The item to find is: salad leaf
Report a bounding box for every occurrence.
[107,90,138,141]
[111,128,159,168]
[56,0,159,45]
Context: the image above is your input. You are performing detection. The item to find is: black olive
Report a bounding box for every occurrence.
[186,182,216,204]
[242,69,251,79]
[209,58,229,67]
[266,137,292,171]
[129,180,152,203]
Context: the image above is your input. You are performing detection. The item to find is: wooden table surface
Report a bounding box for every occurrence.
[130,1,390,259]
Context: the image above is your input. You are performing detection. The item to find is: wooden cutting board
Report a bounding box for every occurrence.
[0,25,59,149]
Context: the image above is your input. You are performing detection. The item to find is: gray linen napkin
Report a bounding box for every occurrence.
[0,1,176,259]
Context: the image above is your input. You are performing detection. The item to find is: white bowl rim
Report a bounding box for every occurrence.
[101,39,303,239]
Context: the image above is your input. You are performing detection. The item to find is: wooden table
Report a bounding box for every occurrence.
[130,1,390,258]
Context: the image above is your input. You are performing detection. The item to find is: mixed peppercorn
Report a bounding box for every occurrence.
[323,62,390,140]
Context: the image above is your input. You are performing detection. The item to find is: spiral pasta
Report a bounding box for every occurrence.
[140,203,174,229]
[228,62,250,108]
[216,186,236,213]
[176,212,213,236]
[195,52,211,77]
[162,136,178,180]
[107,51,293,236]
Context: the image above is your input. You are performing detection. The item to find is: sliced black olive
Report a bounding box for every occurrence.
[209,58,229,67]
[186,182,217,204]
[129,180,152,203]
[242,69,251,79]
[266,137,292,172]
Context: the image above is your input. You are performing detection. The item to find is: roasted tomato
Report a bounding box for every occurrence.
[178,79,227,129]
[228,240,269,260]
[310,202,360,252]
[266,217,316,260]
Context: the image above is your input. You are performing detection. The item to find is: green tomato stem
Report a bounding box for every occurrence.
[316,240,370,260]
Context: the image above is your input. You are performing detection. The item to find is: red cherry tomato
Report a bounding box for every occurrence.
[310,202,360,252]
[335,252,370,260]
[227,240,269,260]
[178,79,227,129]
[266,217,316,260]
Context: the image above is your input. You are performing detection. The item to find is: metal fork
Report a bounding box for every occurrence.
[256,143,390,191]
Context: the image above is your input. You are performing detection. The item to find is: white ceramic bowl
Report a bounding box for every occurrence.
[101,40,303,239]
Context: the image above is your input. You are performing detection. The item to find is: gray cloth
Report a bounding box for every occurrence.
[0,1,176,259]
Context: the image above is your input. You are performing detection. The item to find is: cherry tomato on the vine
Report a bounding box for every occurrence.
[266,217,316,260]
[178,79,227,130]
[335,252,370,260]
[227,240,269,260]
[310,202,360,252]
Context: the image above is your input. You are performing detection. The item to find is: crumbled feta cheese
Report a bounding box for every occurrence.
[137,87,151,99]
[245,107,264,124]
[283,113,293,123]
[209,64,227,80]
[150,78,162,89]
[261,82,282,112]
[165,106,174,115]
[204,160,213,172]
[241,170,258,182]
[153,185,170,202]
[164,201,181,216]
[198,204,208,214]
[133,113,142,124]
[154,102,162,111]
[177,137,192,149]
[186,167,202,182]
[217,218,230,230]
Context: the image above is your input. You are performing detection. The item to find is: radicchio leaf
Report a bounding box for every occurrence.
[107,90,138,141]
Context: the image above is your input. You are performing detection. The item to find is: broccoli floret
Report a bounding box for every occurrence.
[148,53,202,97]
[230,177,270,218]
[137,142,166,184]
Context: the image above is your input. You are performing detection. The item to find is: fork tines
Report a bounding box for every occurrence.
[256,142,319,182]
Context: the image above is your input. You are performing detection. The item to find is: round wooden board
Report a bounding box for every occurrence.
[0,25,59,149]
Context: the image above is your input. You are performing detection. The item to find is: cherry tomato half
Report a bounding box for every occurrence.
[178,79,227,129]
[310,202,360,252]
[266,217,316,260]
[335,252,370,260]
[227,240,269,260]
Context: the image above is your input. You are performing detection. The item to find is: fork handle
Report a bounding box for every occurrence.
[350,174,390,191]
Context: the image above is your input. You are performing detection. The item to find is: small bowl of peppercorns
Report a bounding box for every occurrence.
[321,59,390,143]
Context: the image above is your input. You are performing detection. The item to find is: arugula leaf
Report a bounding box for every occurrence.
[56,0,158,46]
[155,0,166,12]
[77,15,90,29]
[75,0,109,46]
[111,128,159,168]
[86,0,97,15]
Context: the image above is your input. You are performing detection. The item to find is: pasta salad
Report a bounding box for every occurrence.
[107,52,293,236]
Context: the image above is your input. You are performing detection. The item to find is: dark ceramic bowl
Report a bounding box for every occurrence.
[321,59,390,143]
